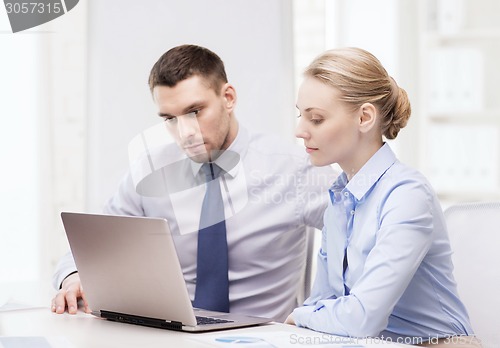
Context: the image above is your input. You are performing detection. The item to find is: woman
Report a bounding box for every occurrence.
[286,47,480,347]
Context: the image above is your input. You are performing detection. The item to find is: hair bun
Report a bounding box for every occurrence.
[382,86,411,140]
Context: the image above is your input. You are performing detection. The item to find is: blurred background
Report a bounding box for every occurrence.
[1,0,499,290]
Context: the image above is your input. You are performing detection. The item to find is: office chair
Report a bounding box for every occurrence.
[296,226,317,305]
[444,201,500,348]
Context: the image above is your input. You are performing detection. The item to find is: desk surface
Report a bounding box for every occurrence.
[0,307,414,348]
[0,282,410,348]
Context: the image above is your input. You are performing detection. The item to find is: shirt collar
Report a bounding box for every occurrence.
[346,143,397,201]
[330,143,397,202]
[329,172,349,203]
[190,125,248,179]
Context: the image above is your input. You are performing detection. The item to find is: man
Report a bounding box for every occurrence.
[51,45,336,321]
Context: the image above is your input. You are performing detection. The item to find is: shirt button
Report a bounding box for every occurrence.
[350,210,355,215]
[344,192,349,197]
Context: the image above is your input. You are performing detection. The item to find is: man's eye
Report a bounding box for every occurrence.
[163,116,177,123]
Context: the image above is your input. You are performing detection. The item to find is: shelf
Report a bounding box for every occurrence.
[437,190,500,203]
[428,111,500,124]
[424,30,500,46]
[416,1,500,205]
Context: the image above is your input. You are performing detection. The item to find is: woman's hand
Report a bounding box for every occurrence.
[284,312,295,325]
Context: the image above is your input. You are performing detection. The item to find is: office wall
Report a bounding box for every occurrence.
[85,0,295,212]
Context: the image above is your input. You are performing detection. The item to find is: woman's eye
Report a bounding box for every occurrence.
[311,118,323,125]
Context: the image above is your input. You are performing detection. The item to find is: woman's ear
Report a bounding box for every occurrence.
[221,83,237,112]
[358,103,378,134]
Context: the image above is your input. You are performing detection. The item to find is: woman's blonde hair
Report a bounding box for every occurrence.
[304,47,411,139]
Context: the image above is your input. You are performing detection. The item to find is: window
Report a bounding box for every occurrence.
[0,11,40,282]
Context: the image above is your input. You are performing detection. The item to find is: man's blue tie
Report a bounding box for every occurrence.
[193,163,230,312]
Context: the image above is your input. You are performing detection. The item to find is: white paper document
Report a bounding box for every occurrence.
[189,330,407,347]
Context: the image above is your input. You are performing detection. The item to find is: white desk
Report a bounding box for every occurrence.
[0,307,416,348]
[0,283,412,348]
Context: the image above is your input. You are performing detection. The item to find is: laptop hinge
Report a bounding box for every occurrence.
[99,310,184,331]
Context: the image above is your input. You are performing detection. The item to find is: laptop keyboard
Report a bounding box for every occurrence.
[196,316,234,325]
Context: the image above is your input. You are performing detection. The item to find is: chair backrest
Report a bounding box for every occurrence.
[296,226,317,305]
[444,202,500,348]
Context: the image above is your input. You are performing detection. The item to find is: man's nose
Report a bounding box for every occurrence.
[177,115,199,141]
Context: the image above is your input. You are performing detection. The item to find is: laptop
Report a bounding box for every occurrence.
[60,212,272,332]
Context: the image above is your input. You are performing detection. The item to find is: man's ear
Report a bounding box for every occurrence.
[358,103,378,133]
[221,83,237,112]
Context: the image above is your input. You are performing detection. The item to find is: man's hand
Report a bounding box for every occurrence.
[285,312,295,325]
[51,273,90,314]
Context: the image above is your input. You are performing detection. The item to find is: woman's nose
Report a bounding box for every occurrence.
[295,118,309,140]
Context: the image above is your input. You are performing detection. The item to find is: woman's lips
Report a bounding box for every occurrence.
[305,146,318,154]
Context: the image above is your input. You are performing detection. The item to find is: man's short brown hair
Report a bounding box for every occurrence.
[148,44,228,95]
